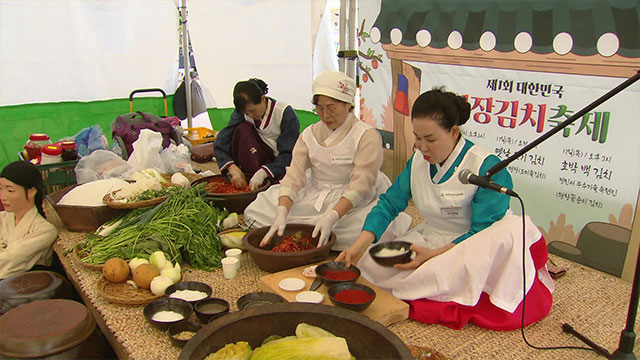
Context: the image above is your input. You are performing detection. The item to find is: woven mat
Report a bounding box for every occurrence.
[46,202,640,359]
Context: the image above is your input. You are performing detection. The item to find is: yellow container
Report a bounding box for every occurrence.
[183,127,216,145]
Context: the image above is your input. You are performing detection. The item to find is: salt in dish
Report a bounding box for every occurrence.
[151,310,185,322]
[375,247,409,257]
[169,289,209,302]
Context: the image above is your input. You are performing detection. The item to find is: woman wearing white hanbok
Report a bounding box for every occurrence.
[337,89,554,330]
[0,161,58,279]
[244,71,410,250]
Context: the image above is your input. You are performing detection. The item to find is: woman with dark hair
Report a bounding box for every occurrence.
[0,161,58,279]
[214,78,300,190]
[337,88,554,331]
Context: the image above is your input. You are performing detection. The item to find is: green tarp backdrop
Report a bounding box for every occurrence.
[0,98,319,170]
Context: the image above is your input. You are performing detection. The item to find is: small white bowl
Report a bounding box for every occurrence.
[278,278,305,292]
[295,291,324,304]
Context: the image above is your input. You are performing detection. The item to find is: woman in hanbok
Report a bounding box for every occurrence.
[337,88,554,330]
[214,78,300,190]
[244,71,410,250]
[0,161,58,279]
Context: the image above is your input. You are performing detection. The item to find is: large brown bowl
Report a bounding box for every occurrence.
[179,303,413,359]
[190,174,269,214]
[242,224,336,273]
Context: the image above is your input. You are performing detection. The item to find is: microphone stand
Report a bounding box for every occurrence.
[484,70,640,359]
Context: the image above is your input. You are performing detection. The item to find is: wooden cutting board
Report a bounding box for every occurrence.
[258,263,409,326]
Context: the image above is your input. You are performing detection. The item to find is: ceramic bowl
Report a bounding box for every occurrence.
[236,292,285,310]
[368,241,413,267]
[143,298,193,331]
[191,174,270,214]
[242,224,336,273]
[314,262,361,287]
[327,282,376,312]
[165,281,213,304]
[194,298,230,324]
[168,321,202,348]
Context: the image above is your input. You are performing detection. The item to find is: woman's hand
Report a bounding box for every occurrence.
[259,206,288,247]
[227,164,248,189]
[335,231,376,267]
[394,243,455,270]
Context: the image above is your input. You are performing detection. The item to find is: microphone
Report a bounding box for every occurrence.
[458,169,518,197]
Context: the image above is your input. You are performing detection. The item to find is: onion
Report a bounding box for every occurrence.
[150,275,174,296]
[161,268,181,284]
[149,251,167,269]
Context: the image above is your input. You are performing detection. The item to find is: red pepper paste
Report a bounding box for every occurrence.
[334,289,373,304]
[322,269,357,281]
[271,232,313,252]
[204,177,251,194]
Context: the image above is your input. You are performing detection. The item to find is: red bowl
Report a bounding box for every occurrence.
[242,224,336,273]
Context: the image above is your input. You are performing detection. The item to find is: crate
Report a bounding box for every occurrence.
[18,152,78,195]
[183,127,216,145]
[46,185,125,232]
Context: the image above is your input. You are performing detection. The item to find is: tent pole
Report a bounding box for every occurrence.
[339,0,347,72]
[179,0,192,128]
[347,0,356,78]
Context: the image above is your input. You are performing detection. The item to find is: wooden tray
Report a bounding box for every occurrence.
[103,190,168,209]
[96,276,162,305]
[258,263,409,326]
[73,245,103,271]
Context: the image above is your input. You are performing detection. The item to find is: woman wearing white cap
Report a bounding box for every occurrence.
[244,71,411,250]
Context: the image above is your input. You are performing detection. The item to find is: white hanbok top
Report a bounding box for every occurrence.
[0,207,58,279]
[244,115,411,250]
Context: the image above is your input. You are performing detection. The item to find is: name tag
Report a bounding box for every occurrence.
[440,190,465,200]
[331,156,353,164]
[440,206,464,218]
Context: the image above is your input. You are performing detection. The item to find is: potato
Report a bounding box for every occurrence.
[103,258,130,283]
[133,264,160,289]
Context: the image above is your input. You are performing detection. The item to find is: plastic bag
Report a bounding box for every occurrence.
[160,143,194,174]
[173,78,207,120]
[126,129,166,173]
[64,125,110,156]
[75,150,134,184]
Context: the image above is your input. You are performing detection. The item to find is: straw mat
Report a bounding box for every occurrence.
[47,202,640,359]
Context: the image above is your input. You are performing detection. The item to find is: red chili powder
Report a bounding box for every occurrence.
[204,177,251,194]
[322,269,357,281]
[334,289,373,304]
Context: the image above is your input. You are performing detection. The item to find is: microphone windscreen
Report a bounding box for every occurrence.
[458,169,472,184]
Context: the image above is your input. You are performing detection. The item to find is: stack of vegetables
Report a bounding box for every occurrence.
[205,323,354,360]
[75,184,228,271]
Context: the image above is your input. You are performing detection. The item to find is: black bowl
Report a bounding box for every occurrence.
[179,303,413,359]
[242,224,336,273]
[165,281,213,304]
[369,241,413,267]
[143,298,193,330]
[194,298,230,324]
[327,282,376,312]
[236,292,285,310]
[168,321,202,348]
[315,262,361,287]
[191,174,270,214]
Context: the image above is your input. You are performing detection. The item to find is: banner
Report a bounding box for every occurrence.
[359,0,640,278]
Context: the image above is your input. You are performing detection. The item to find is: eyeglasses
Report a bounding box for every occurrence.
[312,104,338,115]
